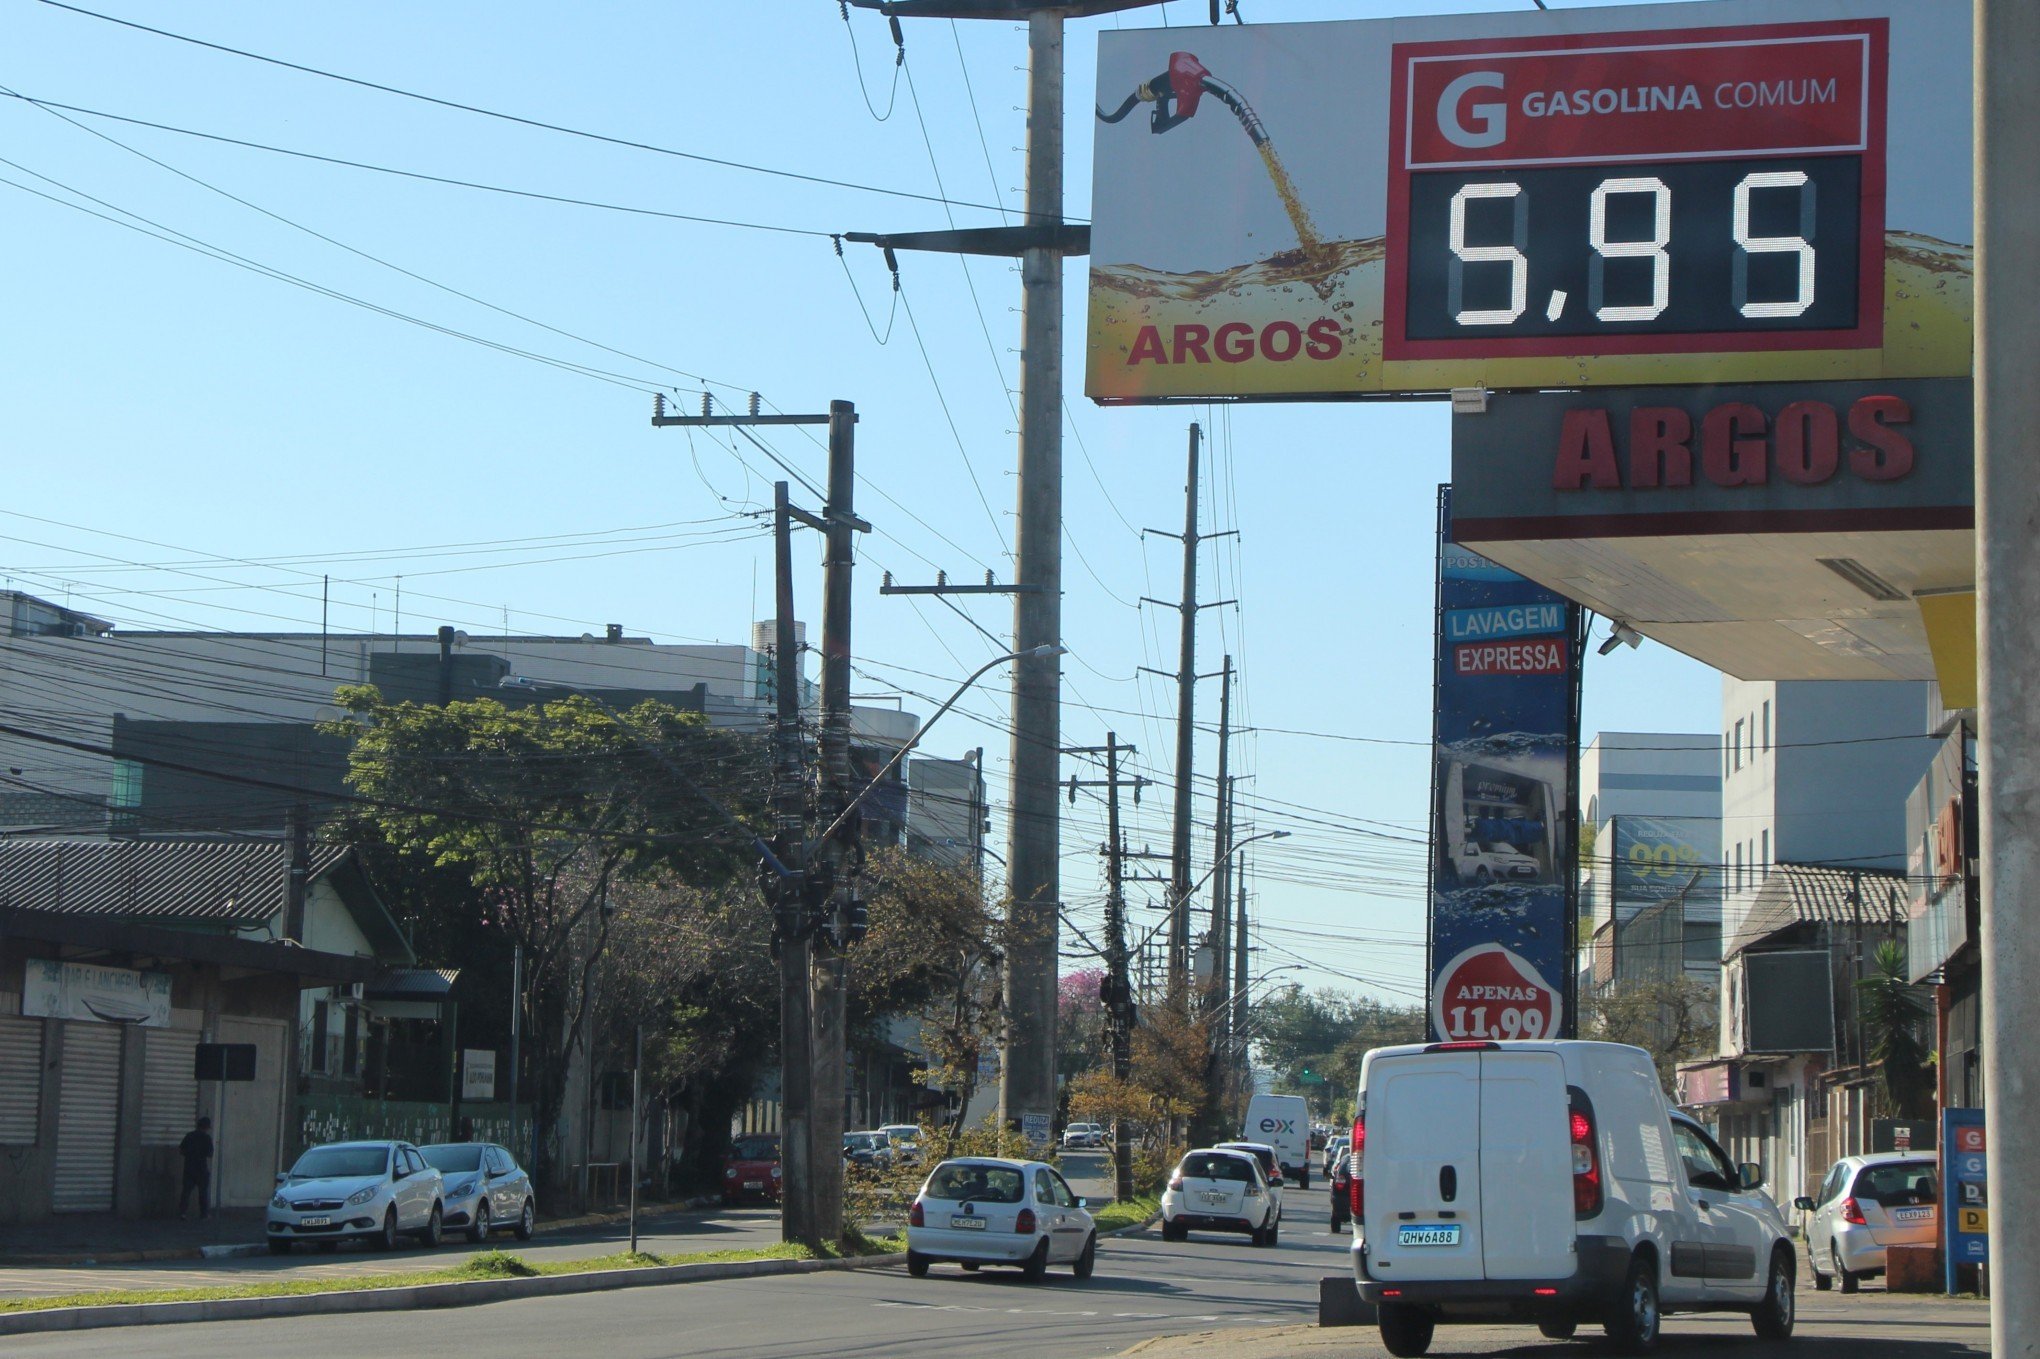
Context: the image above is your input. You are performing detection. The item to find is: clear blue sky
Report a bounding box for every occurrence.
[0,0,1718,1003]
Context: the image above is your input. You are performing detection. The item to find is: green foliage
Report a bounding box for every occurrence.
[1582,975,1718,1094]
[1251,986,1426,1115]
[1856,938,1934,1118]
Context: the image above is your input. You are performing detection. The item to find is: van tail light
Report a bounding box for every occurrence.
[1569,1094,1603,1219]
[1840,1196,1867,1226]
[1349,1113,1366,1222]
[908,1200,924,1227]
[1015,1208,1037,1234]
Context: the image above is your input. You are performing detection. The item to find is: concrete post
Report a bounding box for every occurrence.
[1000,9,1064,1143]
[1975,0,2039,1346]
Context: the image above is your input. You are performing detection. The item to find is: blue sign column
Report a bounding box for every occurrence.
[1428,488,1581,1041]
[1944,1107,1988,1293]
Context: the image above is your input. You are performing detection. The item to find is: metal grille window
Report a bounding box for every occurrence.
[0,1016,44,1144]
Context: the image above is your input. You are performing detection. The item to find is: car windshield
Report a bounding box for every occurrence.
[1856,1162,1937,1204]
[292,1146,388,1179]
[1181,1153,1254,1182]
[846,1134,882,1150]
[731,1137,779,1161]
[927,1163,1025,1203]
[420,1145,485,1174]
[882,1127,918,1143]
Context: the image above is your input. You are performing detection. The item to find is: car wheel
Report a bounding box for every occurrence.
[417,1202,443,1248]
[468,1201,492,1244]
[374,1207,399,1252]
[1378,1302,1436,1357]
[1022,1239,1049,1282]
[1474,867,1491,884]
[1603,1253,1661,1354]
[1073,1234,1097,1280]
[267,1238,293,1255]
[1834,1245,1859,1294]
[960,1261,980,1272]
[906,1250,930,1278]
[515,1199,536,1241]
[1538,1318,1578,1340]
[1161,1219,1185,1243]
[1753,1245,1797,1339]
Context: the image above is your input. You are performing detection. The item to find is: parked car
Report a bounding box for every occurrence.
[844,1130,894,1170]
[722,1134,782,1206]
[1213,1140,1287,1219]
[1351,1038,1795,1356]
[1798,1152,1939,1293]
[1061,1121,1105,1149]
[1243,1093,1313,1187]
[1329,1150,1352,1232]
[267,1140,444,1254]
[1161,1147,1280,1245]
[1323,1135,1349,1180]
[879,1124,925,1164]
[906,1157,1097,1280]
[419,1142,537,1243]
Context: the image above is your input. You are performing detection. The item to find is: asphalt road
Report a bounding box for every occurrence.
[5,1209,1350,1359]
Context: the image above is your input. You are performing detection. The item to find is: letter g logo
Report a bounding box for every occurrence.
[1438,70,1506,149]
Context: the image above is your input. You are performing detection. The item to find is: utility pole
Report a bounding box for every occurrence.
[1069,735,1143,1202]
[1208,658,1234,1009]
[1976,0,2039,1343]
[812,401,860,1245]
[771,481,815,1248]
[653,395,866,1248]
[1143,426,1235,993]
[1233,861,1250,1072]
[282,800,309,944]
[847,0,1177,1153]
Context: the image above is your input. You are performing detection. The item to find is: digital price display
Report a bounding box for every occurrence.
[1385,21,1887,362]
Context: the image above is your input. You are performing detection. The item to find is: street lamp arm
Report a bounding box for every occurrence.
[1129,827,1291,956]
[814,644,1064,848]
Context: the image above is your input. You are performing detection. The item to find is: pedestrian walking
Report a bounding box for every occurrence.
[177,1117,214,1219]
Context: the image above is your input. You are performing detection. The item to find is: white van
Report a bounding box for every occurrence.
[1349,1039,1795,1356]
[1242,1093,1313,1189]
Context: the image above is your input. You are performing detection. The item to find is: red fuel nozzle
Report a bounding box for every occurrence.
[1096,53,1268,147]
[1164,52,1212,119]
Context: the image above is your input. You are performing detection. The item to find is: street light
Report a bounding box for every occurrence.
[1130,828,1292,959]
[1208,963,1308,1028]
[813,643,1067,849]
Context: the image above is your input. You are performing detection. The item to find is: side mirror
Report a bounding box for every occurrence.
[1075,1197,1089,1209]
[1738,1163,1764,1192]
[1272,1176,1285,1188]
[1793,1195,1817,1212]
[275,1172,289,1186]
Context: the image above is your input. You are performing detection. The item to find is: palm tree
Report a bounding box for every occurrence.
[1855,939,1933,1117]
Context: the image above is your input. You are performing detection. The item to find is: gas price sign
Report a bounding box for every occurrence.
[1085,1,1967,401]
[1387,22,1884,361]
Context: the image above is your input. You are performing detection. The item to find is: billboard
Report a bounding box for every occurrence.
[1905,728,1974,982]
[1428,490,1576,1041]
[1087,0,1970,401]
[1611,814,1721,923]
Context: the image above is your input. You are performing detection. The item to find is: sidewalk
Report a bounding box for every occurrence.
[0,1200,712,1267]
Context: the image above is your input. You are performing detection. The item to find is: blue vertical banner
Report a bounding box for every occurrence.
[1943,1107,1988,1292]
[1429,488,1578,1042]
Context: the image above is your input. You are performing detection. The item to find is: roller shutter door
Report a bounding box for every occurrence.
[0,1016,43,1144]
[53,1022,123,1212]
[143,1027,202,1146]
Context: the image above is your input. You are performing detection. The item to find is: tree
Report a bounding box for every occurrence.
[1249,985,1425,1117]
[1856,937,1933,1118]
[322,685,766,1192]
[1582,975,1719,1092]
[1057,969,1110,1082]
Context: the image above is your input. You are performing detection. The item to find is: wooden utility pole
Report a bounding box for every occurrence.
[771,480,815,1247]
[1208,657,1234,1007]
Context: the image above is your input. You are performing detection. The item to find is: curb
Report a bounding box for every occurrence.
[0,1198,722,1269]
[0,1251,908,1337]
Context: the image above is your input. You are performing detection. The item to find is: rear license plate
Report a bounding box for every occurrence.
[1397,1224,1461,1247]
[298,1216,331,1227]
[1893,1207,1931,1222]
[950,1215,987,1230]
[743,1181,763,1190]
[1199,1191,1228,1205]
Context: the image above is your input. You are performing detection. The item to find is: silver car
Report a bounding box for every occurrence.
[421,1142,538,1243]
[267,1140,444,1253]
[1797,1152,1939,1292]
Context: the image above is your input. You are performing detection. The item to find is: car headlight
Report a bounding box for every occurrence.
[770,1165,782,1179]
[450,1178,479,1198]
[271,1193,289,1210]
[346,1186,379,1206]
[725,1168,738,1179]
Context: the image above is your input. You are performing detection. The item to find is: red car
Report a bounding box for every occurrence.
[1329,1151,1353,1232]
[723,1134,782,1206]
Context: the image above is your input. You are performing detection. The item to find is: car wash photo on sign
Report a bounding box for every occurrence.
[1429,489,1575,1043]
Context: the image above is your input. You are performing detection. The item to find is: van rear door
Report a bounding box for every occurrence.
[1477,1049,1574,1279]
[1364,1052,1486,1281]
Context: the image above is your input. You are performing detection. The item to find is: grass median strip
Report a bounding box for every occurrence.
[1,1239,901,1316]
[1091,1196,1161,1233]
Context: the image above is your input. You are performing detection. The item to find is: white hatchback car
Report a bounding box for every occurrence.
[907,1157,1098,1280]
[1797,1152,1939,1292]
[267,1140,444,1253]
[1161,1147,1280,1245]
[1061,1122,1105,1149]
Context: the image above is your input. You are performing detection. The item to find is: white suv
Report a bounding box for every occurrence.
[1350,1039,1795,1355]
